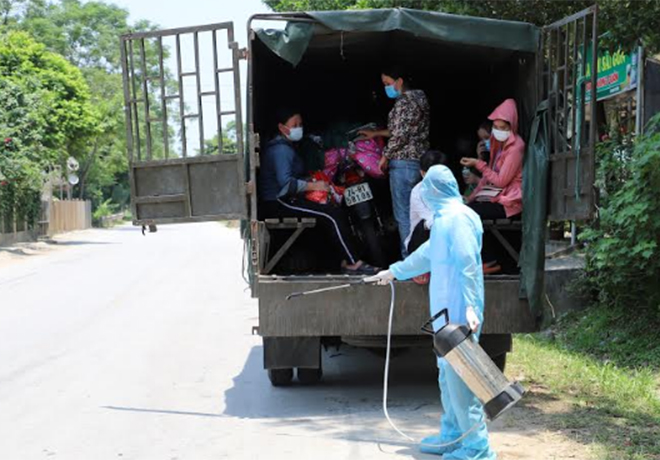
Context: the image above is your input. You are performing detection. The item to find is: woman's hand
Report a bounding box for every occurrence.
[460,157,479,168]
[378,155,389,173]
[358,129,377,140]
[307,181,330,192]
[358,129,390,140]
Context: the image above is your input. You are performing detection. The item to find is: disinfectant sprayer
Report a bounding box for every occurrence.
[421,308,525,421]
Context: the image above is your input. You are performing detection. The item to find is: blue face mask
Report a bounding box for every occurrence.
[385,84,400,99]
[287,126,303,142]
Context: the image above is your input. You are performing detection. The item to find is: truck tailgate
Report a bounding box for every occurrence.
[258,275,537,336]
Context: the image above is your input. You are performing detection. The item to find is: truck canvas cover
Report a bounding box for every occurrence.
[255,8,540,66]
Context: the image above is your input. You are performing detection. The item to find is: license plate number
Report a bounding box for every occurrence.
[345,183,373,207]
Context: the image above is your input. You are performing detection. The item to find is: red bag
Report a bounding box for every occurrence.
[305,171,344,205]
[305,171,329,204]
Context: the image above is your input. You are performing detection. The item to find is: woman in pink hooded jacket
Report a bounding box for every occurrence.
[461,98,523,219]
[461,99,523,271]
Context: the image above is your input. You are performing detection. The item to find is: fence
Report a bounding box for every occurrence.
[48,200,92,235]
[0,199,92,245]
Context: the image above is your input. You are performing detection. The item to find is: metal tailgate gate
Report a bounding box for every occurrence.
[120,23,246,225]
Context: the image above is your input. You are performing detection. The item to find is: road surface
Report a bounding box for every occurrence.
[0,223,590,460]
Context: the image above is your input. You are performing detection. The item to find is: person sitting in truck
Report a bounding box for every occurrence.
[405,150,448,285]
[258,107,378,275]
[460,99,524,272]
[476,120,493,166]
[358,65,431,259]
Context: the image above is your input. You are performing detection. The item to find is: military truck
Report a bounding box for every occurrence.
[118,6,659,386]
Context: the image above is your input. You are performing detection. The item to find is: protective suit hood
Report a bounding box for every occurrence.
[420,165,463,214]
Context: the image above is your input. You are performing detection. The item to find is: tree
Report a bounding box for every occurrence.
[0,31,97,227]
[202,121,238,155]
[0,0,27,26]
[7,0,172,207]
[19,0,131,70]
[263,0,660,53]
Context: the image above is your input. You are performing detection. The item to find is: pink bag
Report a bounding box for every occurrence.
[323,147,348,181]
[352,138,385,178]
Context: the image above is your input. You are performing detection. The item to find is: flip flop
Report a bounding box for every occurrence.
[483,264,502,274]
[413,273,430,285]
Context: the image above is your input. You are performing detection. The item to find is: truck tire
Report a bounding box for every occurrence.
[297,367,323,385]
[359,218,386,268]
[492,353,507,373]
[268,368,294,386]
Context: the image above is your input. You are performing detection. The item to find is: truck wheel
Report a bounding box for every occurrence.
[492,353,507,373]
[268,368,293,386]
[297,367,323,385]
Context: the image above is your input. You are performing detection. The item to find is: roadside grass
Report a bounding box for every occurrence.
[509,306,660,460]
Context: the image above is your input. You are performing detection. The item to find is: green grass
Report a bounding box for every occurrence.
[509,305,660,460]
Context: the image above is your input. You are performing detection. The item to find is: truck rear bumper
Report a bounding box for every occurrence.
[257,275,537,337]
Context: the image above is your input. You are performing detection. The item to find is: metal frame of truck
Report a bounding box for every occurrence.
[118,6,618,385]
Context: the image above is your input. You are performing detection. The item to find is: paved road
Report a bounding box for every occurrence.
[0,223,580,460]
[0,223,452,460]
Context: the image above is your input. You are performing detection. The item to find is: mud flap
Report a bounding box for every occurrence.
[263,337,321,370]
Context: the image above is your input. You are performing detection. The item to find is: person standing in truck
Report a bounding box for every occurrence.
[258,107,378,275]
[366,165,496,460]
[359,66,430,258]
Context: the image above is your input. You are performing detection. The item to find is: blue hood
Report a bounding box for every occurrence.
[420,165,463,213]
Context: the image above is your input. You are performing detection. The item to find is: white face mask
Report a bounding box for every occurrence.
[287,126,304,142]
[492,128,511,142]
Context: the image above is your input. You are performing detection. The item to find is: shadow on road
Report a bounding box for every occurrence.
[221,344,447,457]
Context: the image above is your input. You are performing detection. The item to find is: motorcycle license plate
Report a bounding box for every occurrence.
[345,183,373,207]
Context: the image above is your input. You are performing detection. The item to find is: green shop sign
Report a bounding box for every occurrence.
[585,47,639,102]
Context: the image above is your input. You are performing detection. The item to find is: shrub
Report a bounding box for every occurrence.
[581,115,660,316]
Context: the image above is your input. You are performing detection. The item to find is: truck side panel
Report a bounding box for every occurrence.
[258,277,536,336]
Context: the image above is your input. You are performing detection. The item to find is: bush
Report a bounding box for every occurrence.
[92,199,117,226]
[581,115,660,316]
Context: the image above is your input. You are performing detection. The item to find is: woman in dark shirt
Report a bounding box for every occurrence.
[258,108,376,275]
[359,66,430,258]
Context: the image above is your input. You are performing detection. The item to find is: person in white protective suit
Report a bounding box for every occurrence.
[365,165,496,460]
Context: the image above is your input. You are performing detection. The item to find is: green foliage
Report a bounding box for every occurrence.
[0,30,97,161]
[594,131,635,205]
[3,0,168,214]
[0,30,96,229]
[264,0,660,53]
[91,198,116,223]
[580,115,660,315]
[202,121,238,155]
[20,0,131,70]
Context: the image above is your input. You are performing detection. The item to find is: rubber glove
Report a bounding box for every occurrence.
[364,269,395,286]
[466,306,481,333]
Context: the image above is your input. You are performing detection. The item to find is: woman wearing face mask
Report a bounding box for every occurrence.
[258,108,377,275]
[460,99,524,272]
[460,99,523,220]
[359,66,430,258]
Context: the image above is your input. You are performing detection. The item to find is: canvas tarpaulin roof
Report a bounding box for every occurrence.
[255,8,539,66]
